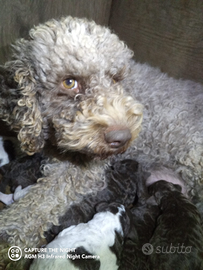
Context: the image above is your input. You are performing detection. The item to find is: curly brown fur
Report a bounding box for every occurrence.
[0,18,142,156]
[48,159,138,239]
[148,180,203,270]
[0,16,143,269]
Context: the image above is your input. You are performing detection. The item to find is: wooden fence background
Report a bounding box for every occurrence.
[0,0,203,83]
[0,0,112,63]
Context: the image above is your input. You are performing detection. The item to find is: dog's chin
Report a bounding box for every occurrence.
[77,144,129,160]
[57,141,129,161]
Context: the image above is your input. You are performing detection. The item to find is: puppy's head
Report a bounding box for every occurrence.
[0,17,143,157]
[96,202,131,237]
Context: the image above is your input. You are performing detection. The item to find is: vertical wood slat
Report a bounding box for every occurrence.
[109,0,203,83]
[0,0,112,64]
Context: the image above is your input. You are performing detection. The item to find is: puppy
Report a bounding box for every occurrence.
[30,203,130,270]
[148,180,203,270]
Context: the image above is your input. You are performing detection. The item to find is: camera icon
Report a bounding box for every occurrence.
[8,246,22,261]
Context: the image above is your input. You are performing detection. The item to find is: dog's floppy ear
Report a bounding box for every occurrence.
[0,42,44,155]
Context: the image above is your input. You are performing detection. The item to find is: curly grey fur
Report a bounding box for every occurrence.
[48,159,139,238]
[122,62,203,193]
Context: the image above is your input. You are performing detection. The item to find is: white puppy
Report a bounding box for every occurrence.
[30,203,128,270]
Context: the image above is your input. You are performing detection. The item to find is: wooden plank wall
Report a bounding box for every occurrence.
[0,0,112,64]
[109,0,203,84]
[0,0,203,83]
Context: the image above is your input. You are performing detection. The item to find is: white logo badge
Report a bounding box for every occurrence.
[8,246,22,261]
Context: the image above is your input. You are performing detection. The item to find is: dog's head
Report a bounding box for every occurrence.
[0,17,143,157]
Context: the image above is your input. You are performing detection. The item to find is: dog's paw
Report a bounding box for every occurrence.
[0,192,14,205]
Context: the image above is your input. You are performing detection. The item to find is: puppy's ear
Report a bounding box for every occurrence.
[0,45,44,155]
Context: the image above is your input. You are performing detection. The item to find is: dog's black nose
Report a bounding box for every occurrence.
[104,127,132,148]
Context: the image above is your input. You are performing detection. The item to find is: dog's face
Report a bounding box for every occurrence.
[0,17,143,158]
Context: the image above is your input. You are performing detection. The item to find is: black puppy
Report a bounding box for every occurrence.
[0,153,43,205]
[148,180,203,270]
[47,159,139,239]
[118,166,160,270]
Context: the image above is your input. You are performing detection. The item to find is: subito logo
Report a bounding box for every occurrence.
[142,243,154,255]
[8,246,22,261]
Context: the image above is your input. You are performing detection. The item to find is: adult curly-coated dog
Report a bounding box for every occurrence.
[0,16,143,268]
[0,16,203,268]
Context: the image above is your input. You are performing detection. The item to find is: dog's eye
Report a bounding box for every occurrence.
[62,79,78,90]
